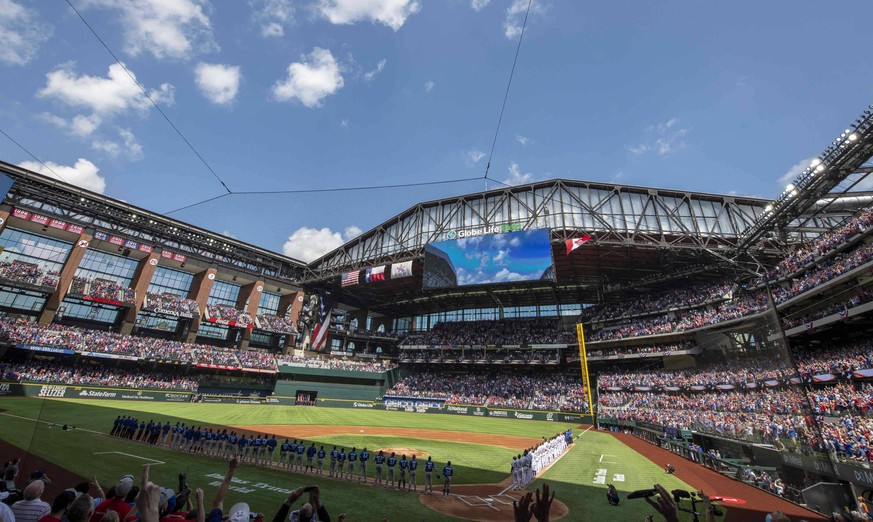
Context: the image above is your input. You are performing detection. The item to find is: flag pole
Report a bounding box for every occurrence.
[575,322,594,417]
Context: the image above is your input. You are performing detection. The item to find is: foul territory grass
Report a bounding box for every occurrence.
[0,397,706,521]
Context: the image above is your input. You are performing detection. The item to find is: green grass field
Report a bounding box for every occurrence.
[0,397,712,521]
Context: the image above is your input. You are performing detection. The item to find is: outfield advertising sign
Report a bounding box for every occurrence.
[1,382,193,402]
[319,397,589,423]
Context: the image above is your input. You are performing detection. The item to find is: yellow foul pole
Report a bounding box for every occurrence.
[575,322,594,416]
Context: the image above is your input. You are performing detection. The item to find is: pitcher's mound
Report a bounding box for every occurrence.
[374,447,430,458]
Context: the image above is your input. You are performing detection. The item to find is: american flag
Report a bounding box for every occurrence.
[341,270,359,287]
[310,294,332,351]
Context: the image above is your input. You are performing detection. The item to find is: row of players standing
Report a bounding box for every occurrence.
[511,430,573,490]
[109,416,456,496]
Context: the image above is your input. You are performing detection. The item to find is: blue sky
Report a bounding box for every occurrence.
[427,228,553,286]
[0,1,871,262]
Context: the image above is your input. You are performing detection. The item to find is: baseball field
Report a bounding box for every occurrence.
[0,396,821,521]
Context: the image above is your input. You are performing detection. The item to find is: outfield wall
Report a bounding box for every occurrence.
[0,381,593,425]
[273,380,384,401]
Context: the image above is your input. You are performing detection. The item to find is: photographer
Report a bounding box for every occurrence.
[606,484,619,506]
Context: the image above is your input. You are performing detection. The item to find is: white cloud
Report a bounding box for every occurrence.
[19,158,106,193]
[84,0,216,60]
[778,157,817,188]
[317,0,422,31]
[38,113,102,137]
[195,63,241,105]
[251,0,294,38]
[282,225,360,262]
[273,48,344,108]
[471,0,491,11]
[628,117,690,157]
[92,128,143,161]
[0,0,52,66]
[504,0,547,39]
[515,134,529,146]
[424,80,434,92]
[503,161,534,186]
[363,59,387,81]
[39,63,174,117]
[465,149,486,166]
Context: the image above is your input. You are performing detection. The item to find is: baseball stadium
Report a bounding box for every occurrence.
[2,3,873,522]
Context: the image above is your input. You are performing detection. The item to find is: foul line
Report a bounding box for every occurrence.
[94,451,164,465]
[0,412,104,435]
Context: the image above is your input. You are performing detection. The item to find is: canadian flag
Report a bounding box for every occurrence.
[565,235,592,255]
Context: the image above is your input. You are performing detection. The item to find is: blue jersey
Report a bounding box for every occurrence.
[228,434,237,444]
[281,443,290,453]
[308,445,317,457]
[443,466,453,477]
[425,461,435,472]
[387,456,397,467]
[338,451,346,463]
[268,439,277,449]
[399,459,408,470]
[331,450,339,460]
[318,449,326,459]
[162,423,171,433]
[360,451,370,461]
[348,451,357,462]
[375,455,385,465]
[297,444,305,455]
[238,437,248,448]
[409,460,418,471]
[290,442,298,453]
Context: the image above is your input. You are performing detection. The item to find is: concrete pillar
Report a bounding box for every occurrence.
[185,267,217,342]
[236,281,264,350]
[0,208,11,236]
[279,291,305,352]
[38,232,92,325]
[119,252,161,335]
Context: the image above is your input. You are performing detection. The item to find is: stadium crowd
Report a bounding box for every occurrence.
[204,304,253,327]
[385,371,589,412]
[400,318,561,346]
[69,276,136,305]
[0,360,198,391]
[255,314,297,335]
[597,342,873,464]
[0,318,276,371]
[0,260,59,289]
[275,355,396,372]
[143,292,200,318]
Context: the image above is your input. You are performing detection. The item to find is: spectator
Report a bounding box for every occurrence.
[11,481,51,522]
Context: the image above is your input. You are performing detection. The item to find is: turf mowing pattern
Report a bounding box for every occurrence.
[1,397,728,521]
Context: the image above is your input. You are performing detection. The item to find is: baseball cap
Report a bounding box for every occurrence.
[159,488,176,512]
[228,502,250,522]
[115,474,134,497]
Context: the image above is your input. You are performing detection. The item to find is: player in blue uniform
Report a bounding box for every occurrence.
[424,456,435,494]
[442,461,454,497]
[408,455,418,492]
[295,439,305,469]
[373,451,384,486]
[267,435,277,466]
[306,442,317,474]
[358,447,370,483]
[398,455,408,491]
[337,448,347,478]
[329,446,339,478]
[346,448,357,480]
[288,440,299,471]
[386,452,397,489]
[280,439,291,468]
[316,446,326,475]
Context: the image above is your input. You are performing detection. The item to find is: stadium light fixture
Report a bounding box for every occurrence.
[785,183,795,192]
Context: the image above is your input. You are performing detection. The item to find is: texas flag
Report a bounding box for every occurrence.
[565,235,592,255]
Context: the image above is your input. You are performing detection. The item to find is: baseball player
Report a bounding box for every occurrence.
[237,433,248,459]
[226,431,238,459]
[280,439,291,468]
[424,456,435,494]
[295,439,305,469]
[398,455,408,491]
[316,445,326,475]
[358,447,370,483]
[289,440,299,471]
[267,435,277,465]
[408,455,418,492]
[347,448,357,481]
[337,447,347,477]
[161,421,172,446]
[306,442,317,473]
[329,446,339,478]
[442,461,454,497]
[386,452,397,489]
[374,451,385,486]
